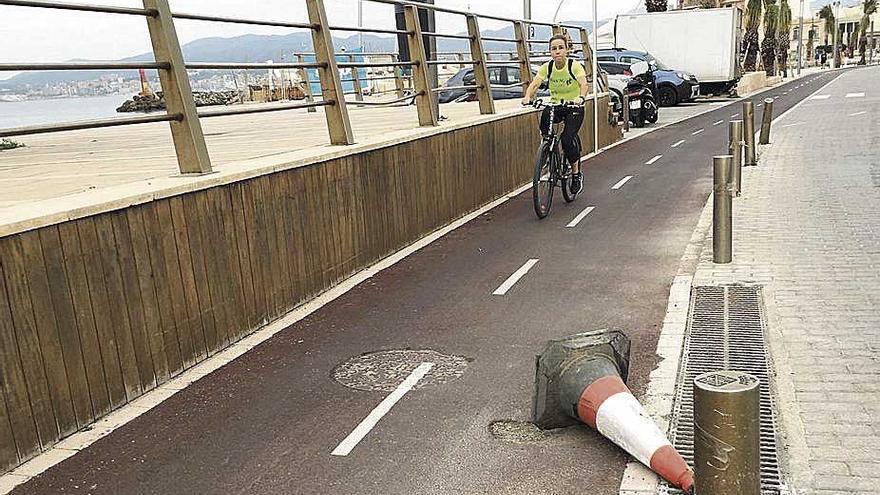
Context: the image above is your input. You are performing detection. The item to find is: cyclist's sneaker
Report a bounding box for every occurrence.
[569,172,583,196]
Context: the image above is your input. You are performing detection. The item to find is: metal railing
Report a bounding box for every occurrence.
[0,0,598,175]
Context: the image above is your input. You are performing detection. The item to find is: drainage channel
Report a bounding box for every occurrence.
[660,285,785,494]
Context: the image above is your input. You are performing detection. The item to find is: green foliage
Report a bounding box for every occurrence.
[645,0,668,12]
[819,4,835,45]
[0,139,25,151]
[742,0,763,71]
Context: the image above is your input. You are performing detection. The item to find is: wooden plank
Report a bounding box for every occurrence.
[168,197,209,361]
[76,217,128,408]
[278,171,306,307]
[238,180,269,327]
[466,15,495,115]
[126,208,170,385]
[0,255,38,464]
[109,212,157,392]
[39,227,95,429]
[194,191,231,349]
[181,194,219,354]
[16,230,77,437]
[289,171,318,301]
[214,187,248,340]
[92,215,143,401]
[142,203,185,375]
[57,222,111,419]
[267,176,294,315]
[0,382,18,471]
[228,184,258,330]
[257,177,282,316]
[152,201,197,369]
[403,4,439,126]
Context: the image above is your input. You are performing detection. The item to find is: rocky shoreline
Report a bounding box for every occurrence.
[116,91,240,113]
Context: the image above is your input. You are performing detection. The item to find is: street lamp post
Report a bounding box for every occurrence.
[524,0,530,19]
[592,0,598,154]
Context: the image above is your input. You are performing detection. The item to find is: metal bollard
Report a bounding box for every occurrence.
[729,120,743,196]
[694,370,761,495]
[759,97,774,145]
[622,93,630,132]
[713,155,733,264]
[743,101,757,166]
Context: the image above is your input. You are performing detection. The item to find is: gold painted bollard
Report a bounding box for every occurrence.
[622,93,630,132]
[694,371,761,495]
[759,97,774,145]
[728,120,743,197]
[743,101,757,166]
[713,155,733,264]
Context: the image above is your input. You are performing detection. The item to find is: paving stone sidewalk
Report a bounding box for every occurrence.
[692,66,880,494]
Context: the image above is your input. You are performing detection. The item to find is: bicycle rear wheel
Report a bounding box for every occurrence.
[532,142,554,219]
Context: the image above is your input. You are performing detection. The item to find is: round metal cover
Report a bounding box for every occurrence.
[332,349,469,392]
[694,370,760,393]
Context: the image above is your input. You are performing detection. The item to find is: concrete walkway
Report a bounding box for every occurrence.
[693,65,880,494]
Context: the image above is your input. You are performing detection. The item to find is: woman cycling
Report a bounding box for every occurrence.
[522,34,590,196]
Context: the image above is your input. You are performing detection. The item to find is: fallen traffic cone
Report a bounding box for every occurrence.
[532,330,694,494]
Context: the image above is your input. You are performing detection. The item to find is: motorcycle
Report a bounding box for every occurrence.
[625,61,659,128]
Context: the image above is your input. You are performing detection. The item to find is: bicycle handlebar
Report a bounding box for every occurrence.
[522,98,585,109]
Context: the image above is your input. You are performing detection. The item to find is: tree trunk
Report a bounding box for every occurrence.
[645,0,668,12]
[777,32,790,76]
[762,36,777,76]
[743,28,760,71]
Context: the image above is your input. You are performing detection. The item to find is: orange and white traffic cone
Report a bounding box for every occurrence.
[533,330,694,494]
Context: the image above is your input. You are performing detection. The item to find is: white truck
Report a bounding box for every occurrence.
[614,7,743,96]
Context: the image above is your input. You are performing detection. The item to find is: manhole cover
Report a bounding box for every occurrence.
[488,420,547,444]
[332,349,469,392]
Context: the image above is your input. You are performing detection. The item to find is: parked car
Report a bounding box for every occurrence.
[598,61,634,104]
[596,48,700,107]
[438,64,539,103]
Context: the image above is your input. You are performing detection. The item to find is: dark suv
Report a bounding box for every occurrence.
[596,49,699,106]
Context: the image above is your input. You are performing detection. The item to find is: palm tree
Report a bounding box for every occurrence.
[819,4,835,46]
[743,0,763,71]
[807,26,816,61]
[777,0,792,76]
[860,0,878,64]
[645,0,668,12]
[761,0,780,75]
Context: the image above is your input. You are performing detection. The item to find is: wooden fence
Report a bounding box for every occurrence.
[0,100,621,474]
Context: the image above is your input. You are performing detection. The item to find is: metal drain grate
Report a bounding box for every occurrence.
[661,285,784,494]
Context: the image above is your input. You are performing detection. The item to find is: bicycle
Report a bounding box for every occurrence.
[526,99,583,219]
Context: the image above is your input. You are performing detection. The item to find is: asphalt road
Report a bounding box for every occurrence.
[12,69,844,495]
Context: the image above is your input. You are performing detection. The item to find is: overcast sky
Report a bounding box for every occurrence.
[0,0,647,80]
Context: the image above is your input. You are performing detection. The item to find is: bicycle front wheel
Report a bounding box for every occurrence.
[533,142,554,219]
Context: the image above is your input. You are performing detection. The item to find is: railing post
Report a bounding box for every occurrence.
[393,54,406,97]
[553,24,564,37]
[142,0,211,174]
[465,14,495,115]
[579,27,594,86]
[514,21,533,92]
[457,52,465,68]
[349,54,365,102]
[296,53,318,113]
[403,4,438,126]
[306,0,355,145]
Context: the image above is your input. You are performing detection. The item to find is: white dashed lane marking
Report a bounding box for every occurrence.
[566,206,596,228]
[671,139,685,148]
[612,176,634,190]
[692,129,704,136]
[645,155,663,165]
[492,259,540,296]
[846,93,865,98]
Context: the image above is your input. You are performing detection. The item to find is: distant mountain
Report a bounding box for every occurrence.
[0,21,595,89]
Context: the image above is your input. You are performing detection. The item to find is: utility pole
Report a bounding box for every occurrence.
[797,0,804,75]
[524,0,530,19]
[358,0,363,51]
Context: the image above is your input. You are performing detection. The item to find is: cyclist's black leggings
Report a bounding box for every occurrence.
[540,106,584,165]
